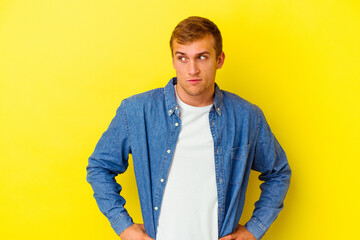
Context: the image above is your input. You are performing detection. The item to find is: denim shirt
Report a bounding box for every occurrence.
[86,77,291,240]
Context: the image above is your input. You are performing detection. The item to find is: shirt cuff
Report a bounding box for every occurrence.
[110,212,134,236]
[244,217,267,240]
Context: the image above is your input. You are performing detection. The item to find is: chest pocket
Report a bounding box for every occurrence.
[230,144,250,185]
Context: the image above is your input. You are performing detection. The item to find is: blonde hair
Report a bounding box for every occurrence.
[170,16,223,58]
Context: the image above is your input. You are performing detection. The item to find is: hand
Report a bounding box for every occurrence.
[219,224,256,240]
[119,223,154,240]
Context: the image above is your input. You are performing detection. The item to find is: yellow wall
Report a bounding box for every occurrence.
[1,0,359,239]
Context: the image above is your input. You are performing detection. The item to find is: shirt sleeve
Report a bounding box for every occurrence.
[86,100,134,235]
[244,106,292,239]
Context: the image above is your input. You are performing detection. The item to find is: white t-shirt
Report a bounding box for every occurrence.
[156,89,218,240]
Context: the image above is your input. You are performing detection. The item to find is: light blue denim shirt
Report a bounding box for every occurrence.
[86,77,291,240]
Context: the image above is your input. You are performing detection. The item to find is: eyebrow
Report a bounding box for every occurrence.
[175,51,211,56]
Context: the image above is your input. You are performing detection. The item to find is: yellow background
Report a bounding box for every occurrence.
[1,0,359,239]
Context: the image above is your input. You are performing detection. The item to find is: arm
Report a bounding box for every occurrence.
[86,101,134,235]
[219,224,256,240]
[244,106,292,239]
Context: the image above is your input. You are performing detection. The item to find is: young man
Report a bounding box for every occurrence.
[87,16,291,240]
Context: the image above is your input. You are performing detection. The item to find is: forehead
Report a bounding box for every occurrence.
[172,35,216,55]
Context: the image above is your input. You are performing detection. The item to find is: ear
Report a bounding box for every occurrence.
[216,52,225,69]
[172,54,175,69]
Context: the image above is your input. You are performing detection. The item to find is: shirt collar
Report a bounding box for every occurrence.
[213,83,223,116]
[164,77,223,117]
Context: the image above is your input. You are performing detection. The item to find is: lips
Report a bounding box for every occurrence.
[187,78,202,84]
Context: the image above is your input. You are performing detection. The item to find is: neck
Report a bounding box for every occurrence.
[175,85,214,107]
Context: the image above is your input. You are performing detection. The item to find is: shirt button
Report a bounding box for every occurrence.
[175,106,179,110]
[211,121,215,126]
[154,207,158,211]
[217,108,220,112]
[216,148,219,154]
[175,123,179,127]
[160,179,164,182]
[168,109,172,114]
[167,149,171,154]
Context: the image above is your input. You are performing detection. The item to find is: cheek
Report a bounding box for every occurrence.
[175,66,186,75]
[203,61,216,69]
[201,66,215,76]
[173,66,185,79]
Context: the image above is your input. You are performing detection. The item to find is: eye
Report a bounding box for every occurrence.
[177,56,186,62]
[198,55,207,60]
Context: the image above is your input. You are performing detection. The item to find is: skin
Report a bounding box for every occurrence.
[120,35,255,240]
[119,224,154,240]
[172,34,225,107]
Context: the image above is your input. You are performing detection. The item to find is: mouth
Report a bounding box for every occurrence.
[187,78,202,84]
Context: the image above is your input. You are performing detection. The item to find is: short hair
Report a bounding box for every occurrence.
[170,16,223,58]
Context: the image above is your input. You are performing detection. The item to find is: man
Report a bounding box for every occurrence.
[87,16,291,240]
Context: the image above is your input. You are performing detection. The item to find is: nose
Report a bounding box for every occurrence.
[188,60,200,75]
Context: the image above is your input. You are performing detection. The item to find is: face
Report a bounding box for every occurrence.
[172,34,225,106]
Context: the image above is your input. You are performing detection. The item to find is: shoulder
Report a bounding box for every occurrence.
[221,90,261,115]
[122,87,165,107]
